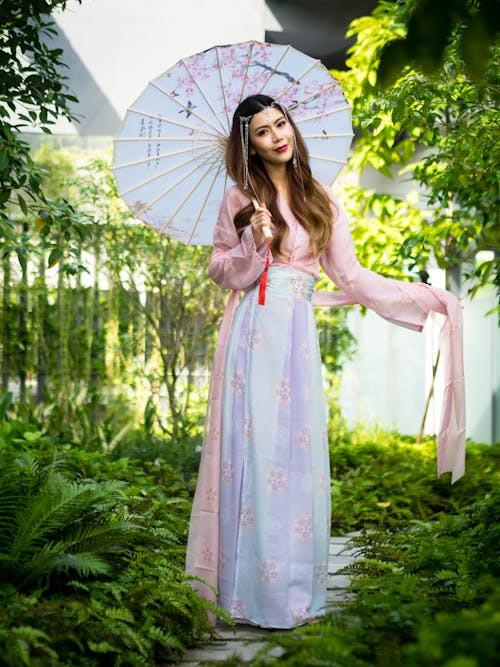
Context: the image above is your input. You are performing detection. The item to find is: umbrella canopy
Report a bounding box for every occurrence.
[112,40,353,245]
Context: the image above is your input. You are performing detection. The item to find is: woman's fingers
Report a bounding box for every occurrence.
[250,201,273,238]
[251,211,271,228]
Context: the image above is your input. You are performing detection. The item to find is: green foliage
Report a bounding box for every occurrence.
[0,1,82,242]
[1,387,498,665]
[249,490,500,667]
[1,150,231,443]
[0,446,137,590]
[0,399,227,666]
[378,0,500,87]
[335,0,500,303]
[329,426,500,533]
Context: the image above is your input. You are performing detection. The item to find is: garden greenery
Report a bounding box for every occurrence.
[250,488,500,667]
[1,387,498,665]
[336,0,499,304]
[1,1,498,665]
[0,391,227,666]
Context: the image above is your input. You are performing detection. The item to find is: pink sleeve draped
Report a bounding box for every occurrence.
[208,186,270,291]
[316,192,465,483]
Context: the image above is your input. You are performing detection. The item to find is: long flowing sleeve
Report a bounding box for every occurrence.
[318,192,466,483]
[209,186,271,290]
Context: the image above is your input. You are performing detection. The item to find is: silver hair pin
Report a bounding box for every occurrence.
[239,114,251,190]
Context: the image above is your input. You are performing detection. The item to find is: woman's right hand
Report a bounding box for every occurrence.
[250,200,273,246]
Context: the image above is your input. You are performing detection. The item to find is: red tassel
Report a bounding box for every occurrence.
[258,240,271,305]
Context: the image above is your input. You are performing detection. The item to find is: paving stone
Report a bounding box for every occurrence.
[177,535,360,665]
[329,555,353,569]
[214,623,274,641]
[327,574,351,589]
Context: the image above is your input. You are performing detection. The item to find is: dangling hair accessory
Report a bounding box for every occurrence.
[239,114,252,191]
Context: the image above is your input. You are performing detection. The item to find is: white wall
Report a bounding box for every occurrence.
[51,0,266,134]
[338,278,499,445]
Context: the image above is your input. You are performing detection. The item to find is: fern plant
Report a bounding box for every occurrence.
[0,444,139,591]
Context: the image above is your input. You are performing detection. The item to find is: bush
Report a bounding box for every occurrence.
[0,393,225,666]
[329,426,500,533]
[251,489,500,667]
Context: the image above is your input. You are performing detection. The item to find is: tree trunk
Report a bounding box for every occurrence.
[35,252,48,404]
[1,254,11,392]
[89,232,103,421]
[18,223,29,401]
[56,258,70,400]
[144,290,153,366]
[417,349,440,443]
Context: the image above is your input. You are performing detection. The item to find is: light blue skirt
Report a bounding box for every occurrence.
[218,267,331,628]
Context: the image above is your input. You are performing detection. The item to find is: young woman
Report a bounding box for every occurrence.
[186,95,465,629]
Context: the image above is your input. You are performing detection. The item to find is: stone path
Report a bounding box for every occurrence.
[178,533,360,666]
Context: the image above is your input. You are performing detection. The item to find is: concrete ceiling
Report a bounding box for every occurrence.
[265,0,379,69]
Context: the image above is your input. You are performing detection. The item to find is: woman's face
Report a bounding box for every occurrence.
[248,106,294,169]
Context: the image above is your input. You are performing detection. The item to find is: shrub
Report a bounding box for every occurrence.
[0,394,226,666]
[251,489,500,667]
[329,426,500,533]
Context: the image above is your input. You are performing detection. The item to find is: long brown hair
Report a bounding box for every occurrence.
[226,94,334,257]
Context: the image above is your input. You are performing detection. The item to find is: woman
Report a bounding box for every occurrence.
[186,95,465,629]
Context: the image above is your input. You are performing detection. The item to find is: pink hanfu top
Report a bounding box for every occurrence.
[186,185,466,609]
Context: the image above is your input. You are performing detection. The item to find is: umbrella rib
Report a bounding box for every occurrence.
[215,46,231,134]
[256,44,291,96]
[269,55,317,102]
[309,155,347,164]
[118,148,215,197]
[127,107,216,137]
[301,132,354,138]
[115,136,217,143]
[238,40,256,112]
[287,81,340,111]
[137,161,211,215]
[187,161,225,244]
[149,81,224,136]
[295,104,352,124]
[159,158,221,235]
[112,145,209,171]
[180,59,229,135]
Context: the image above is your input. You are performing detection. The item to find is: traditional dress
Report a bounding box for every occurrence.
[186,185,466,628]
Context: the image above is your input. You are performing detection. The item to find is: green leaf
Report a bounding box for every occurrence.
[47,248,62,267]
[16,247,27,271]
[18,193,28,215]
[0,189,11,204]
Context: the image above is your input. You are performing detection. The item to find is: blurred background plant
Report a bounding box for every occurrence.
[335,0,499,309]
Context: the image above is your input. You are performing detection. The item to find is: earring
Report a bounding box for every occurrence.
[291,129,298,168]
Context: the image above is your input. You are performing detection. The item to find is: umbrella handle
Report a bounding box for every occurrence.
[252,198,272,306]
[252,198,272,239]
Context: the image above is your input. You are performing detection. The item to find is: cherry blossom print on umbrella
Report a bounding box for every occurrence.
[112,40,353,245]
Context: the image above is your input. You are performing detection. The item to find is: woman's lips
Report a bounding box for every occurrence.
[275,144,288,153]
